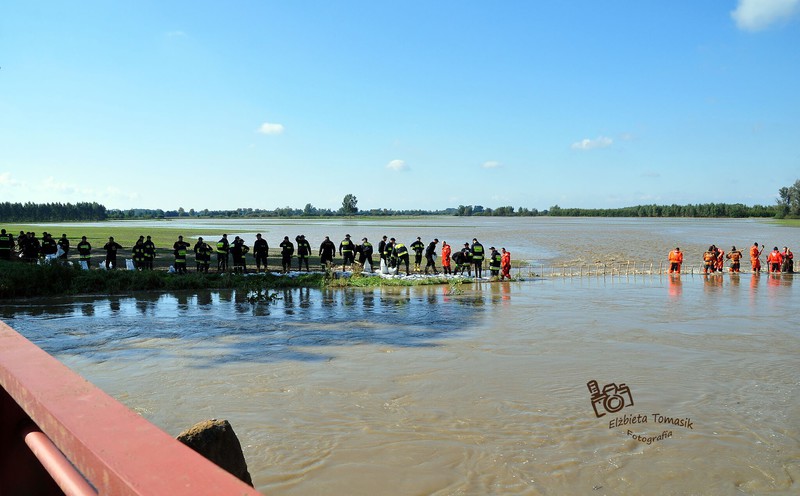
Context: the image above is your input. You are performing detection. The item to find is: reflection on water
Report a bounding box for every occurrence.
[2,275,799,495]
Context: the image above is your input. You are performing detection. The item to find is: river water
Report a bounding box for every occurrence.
[2,218,799,495]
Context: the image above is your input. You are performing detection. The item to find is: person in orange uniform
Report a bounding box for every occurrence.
[750,242,764,273]
[726,246,743,272]
[781,247,794,273]
[714,246,725,272]
[441,241,452,275]
[702,246,717,274]
[500,248,512,280]
[668,247,683,274]
[766,247,783,273]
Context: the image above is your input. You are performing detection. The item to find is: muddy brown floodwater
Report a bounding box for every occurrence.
[3,217,799,495]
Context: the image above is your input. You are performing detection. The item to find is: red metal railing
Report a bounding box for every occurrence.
[0,321,262,495]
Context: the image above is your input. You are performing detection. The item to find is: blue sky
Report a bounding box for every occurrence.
[1,1,798,212]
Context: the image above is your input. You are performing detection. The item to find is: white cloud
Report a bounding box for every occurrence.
[482,160,502,169]
[257,122,285,135]
[571,136,613,150]
[732,0,800,31]
[386,159,408,171]
[0,172,23,187]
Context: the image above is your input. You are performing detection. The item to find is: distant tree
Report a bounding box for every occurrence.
[303,203,317,216]
[777,179,800,218]
[340,194,358,215]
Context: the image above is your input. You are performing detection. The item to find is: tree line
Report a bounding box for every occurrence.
[0,202,107,222]
[4,179,798,221]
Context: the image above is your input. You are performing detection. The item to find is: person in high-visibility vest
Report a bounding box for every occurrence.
[750,242,764,273]
[280,236,294,273]
[394,240,410,275]
[726,246,742,272]
[132,238,146,270]
[0,229,14,261]
[173,236,190,274]
[766,247,783,273]
[410,237,425,272]
[295,235,311,271]
[359,238,374,269]
[489,246,501,278]
[216,234,230,272]
[143,236,156,270]
[471,238,485,278]
[194,237,212,273]
[339,234,355,269]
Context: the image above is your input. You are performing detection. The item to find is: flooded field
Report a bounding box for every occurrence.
[2,218,799,495]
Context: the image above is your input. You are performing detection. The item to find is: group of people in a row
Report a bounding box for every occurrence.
[0,229,514,280]
[668,242,794,274]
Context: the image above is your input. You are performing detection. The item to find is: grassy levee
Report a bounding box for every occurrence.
[0,261,325,299]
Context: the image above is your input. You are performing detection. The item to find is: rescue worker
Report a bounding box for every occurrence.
[781,246,794,273]
[750,242,764,273]
[339,234,355,269]
[295,234,311,271]
[77,236,92,268]
[384,237,396,269]
[410,237,425,272]
[253,233,269,272]
[280,236,294,273]
[40,233,58,261]
[143,236,156,270]
[668,247,683,274]
[173,236,190,274]
[216,234,230,272]
[394,239,411,275]
[194,237,212,273]
[319,236,336,269]
[103,236,123,269]
[726,246,743,272]
[0,229,12,261]
[714,246,725,273]
[489,246,501,278]
[359,237,374,269]
[132,237,146,270]
[378,236,389,265]
[231,236,249,273]
[441,241,452,275]
[500,248,512,280]
[22,232,40,264]
[57,233,69,260]
[766,247,783,273]
[424,238,439,275]
[471,238,485,278]
[458,243,473,276]
[702,246,716,274]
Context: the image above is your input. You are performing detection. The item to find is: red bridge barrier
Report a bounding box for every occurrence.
[0,321,262,495]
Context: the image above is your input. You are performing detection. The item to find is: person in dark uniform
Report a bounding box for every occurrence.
[410,237,425,272]
[394,239,411,275]
[359,237,374,269]
[457,243,473,276]
[143,236,155,270]
[471,238,485,278]
[77,236,91,268]
[231,236,249,273]
[280,236,294,273]
[216,234,230,272]
[424,238,439,275]
[57,233,69,260]
[378,236,388,265]
[40,233,58,261]
[0,229,12,261]
[102,236,123,269]
[132,237,146,270]
[339,234,355,269]
[319,236,336,269]
[295,234,311,271]
[489,246,501,278]
[194,237,212,273]
[253,233,269,272]
[173,236,190,274]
